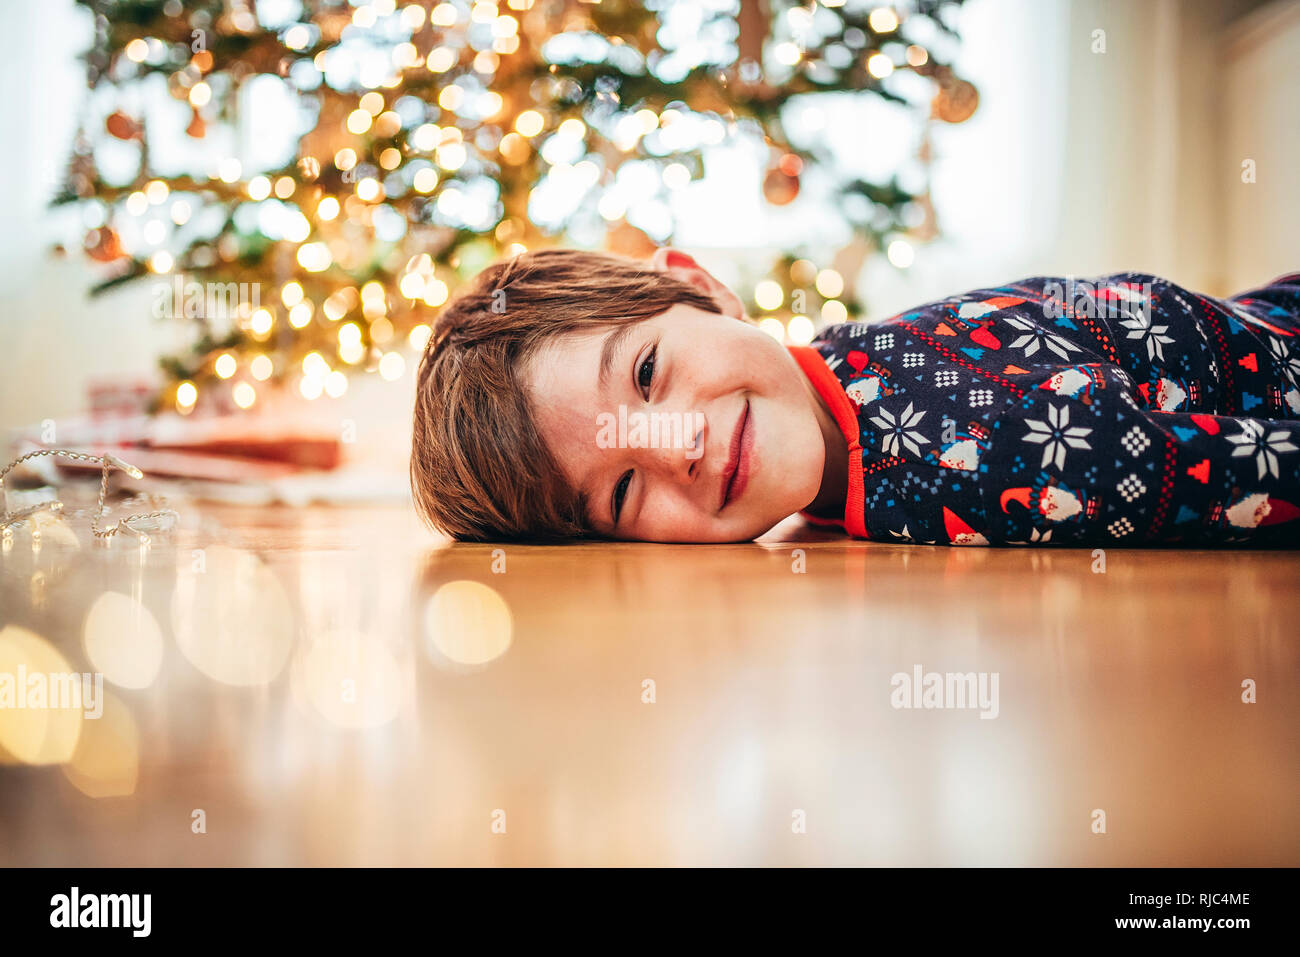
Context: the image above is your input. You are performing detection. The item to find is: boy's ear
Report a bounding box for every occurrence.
[649,246,746,320]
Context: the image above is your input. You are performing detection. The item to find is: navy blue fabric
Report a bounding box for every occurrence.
[806,272,1300,545]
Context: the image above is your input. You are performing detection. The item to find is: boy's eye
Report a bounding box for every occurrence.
[612,469,633,525]
[637,346,657,398]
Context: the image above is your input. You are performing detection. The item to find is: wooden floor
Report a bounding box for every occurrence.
[0,502,1296,866]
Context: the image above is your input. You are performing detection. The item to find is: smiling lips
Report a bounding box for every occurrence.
[719,399,753,510]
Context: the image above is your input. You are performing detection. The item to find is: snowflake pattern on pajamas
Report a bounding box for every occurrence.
[793,272,1300,545]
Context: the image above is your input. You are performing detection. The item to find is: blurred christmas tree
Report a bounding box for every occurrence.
[56,0,975,413]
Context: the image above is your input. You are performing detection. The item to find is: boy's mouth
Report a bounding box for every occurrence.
[719,398,753,511]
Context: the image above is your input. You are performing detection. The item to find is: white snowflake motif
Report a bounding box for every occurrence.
[1225,421,1299,479]
[934,370,960,387]
[1120,424,1150,457]
[874,332,895,350]
[902,352,925,368]
[969,389,993,407]
[1117,307,1176,362]
[1021,403,1093,469]
[870,402,929,457]
[1116,473,1146,502]
[1001,315,1082,361]
[1267,337,1300,389]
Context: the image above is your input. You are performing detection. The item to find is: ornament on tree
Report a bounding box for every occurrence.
[186,108,206,138]
[105,110,141,140]
[83,227,123,263]
[763,153,802,206]
[932,75,979,124]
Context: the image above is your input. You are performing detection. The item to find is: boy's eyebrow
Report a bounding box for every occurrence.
[597,324,638,392]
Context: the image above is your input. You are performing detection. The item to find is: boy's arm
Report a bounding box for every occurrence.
[979,369,1300,545]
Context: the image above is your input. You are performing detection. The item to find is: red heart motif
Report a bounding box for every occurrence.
[846,350,869,372]
[935,322,957,336]
[1187,459,1211,484]
[1190,413,1221,435]
[1239,353,1258,372]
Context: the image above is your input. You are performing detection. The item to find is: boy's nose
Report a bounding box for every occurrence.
[645,419,705,487]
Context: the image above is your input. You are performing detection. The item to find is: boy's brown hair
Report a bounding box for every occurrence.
[411,248,719,541]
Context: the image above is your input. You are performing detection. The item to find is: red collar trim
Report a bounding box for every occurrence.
[787,345,867,538]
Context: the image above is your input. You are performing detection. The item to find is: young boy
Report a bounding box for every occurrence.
[410,248,1300,546]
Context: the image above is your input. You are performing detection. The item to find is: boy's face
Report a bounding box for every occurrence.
[523,258,831,542]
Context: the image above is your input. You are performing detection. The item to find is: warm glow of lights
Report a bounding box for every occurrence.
[325,370,349,396]
[906,45,929,67]
[83,591,164,689]
[176,380,198,408]
[170,547,293,686]
[787,314,815,344]
[249,307,273,336]
[189,81,212,107]
[438,85,464,112]
[399,273,425,299]
[317,196,340,220]
[250,354,273,380]
[247,175,271,200]
[473,50,500,73]
[334,148,357,171]
[359,91,385,115]
[514,110,545,137]
[409,324,432,350]
[759,317,786,341]
[218,158,242,183]
[232,382,256,408]
[214,353,236,378]
[145,180,169,204]
[413,167,438,193]
[0,625,83,765]
[125,191,148,216]
[356,177,381,201]
[300,375,323,400]
[867,53,894,78]
[412,123,440,151]
[379,351,405,380]
[423,581,513,667]
[379,147,402,170]
[662,162,691,189]
[432,4,458,26]
[822,299,848,323]
[281,281,304,307]
[815,268,845,298]
[170,199,192,225]
[347,108,373,134]
[869,7,900,33]
[773,42,801,66]
[62,690,139,798]
[291,629,403,729]
[148,251,173,273]
[435,142,466,171]
[284,24,310,49]
[754,280,784,311]
[289,301,314,328]
[297,242,332,272]
[274,176,295,198]
[498,131,529,164]
[427,46,456,72]
[888,238,915,267]
[422,278,449,307]
[125,38,149,62]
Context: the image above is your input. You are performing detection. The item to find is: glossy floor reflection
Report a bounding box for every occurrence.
[0,503,1296,865]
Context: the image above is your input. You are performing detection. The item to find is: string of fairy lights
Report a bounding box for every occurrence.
[56,0,975,414]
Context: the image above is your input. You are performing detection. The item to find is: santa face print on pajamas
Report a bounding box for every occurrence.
[788,272,1300,545]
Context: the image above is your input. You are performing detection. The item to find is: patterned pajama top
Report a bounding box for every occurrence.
[789,272,1300,545]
